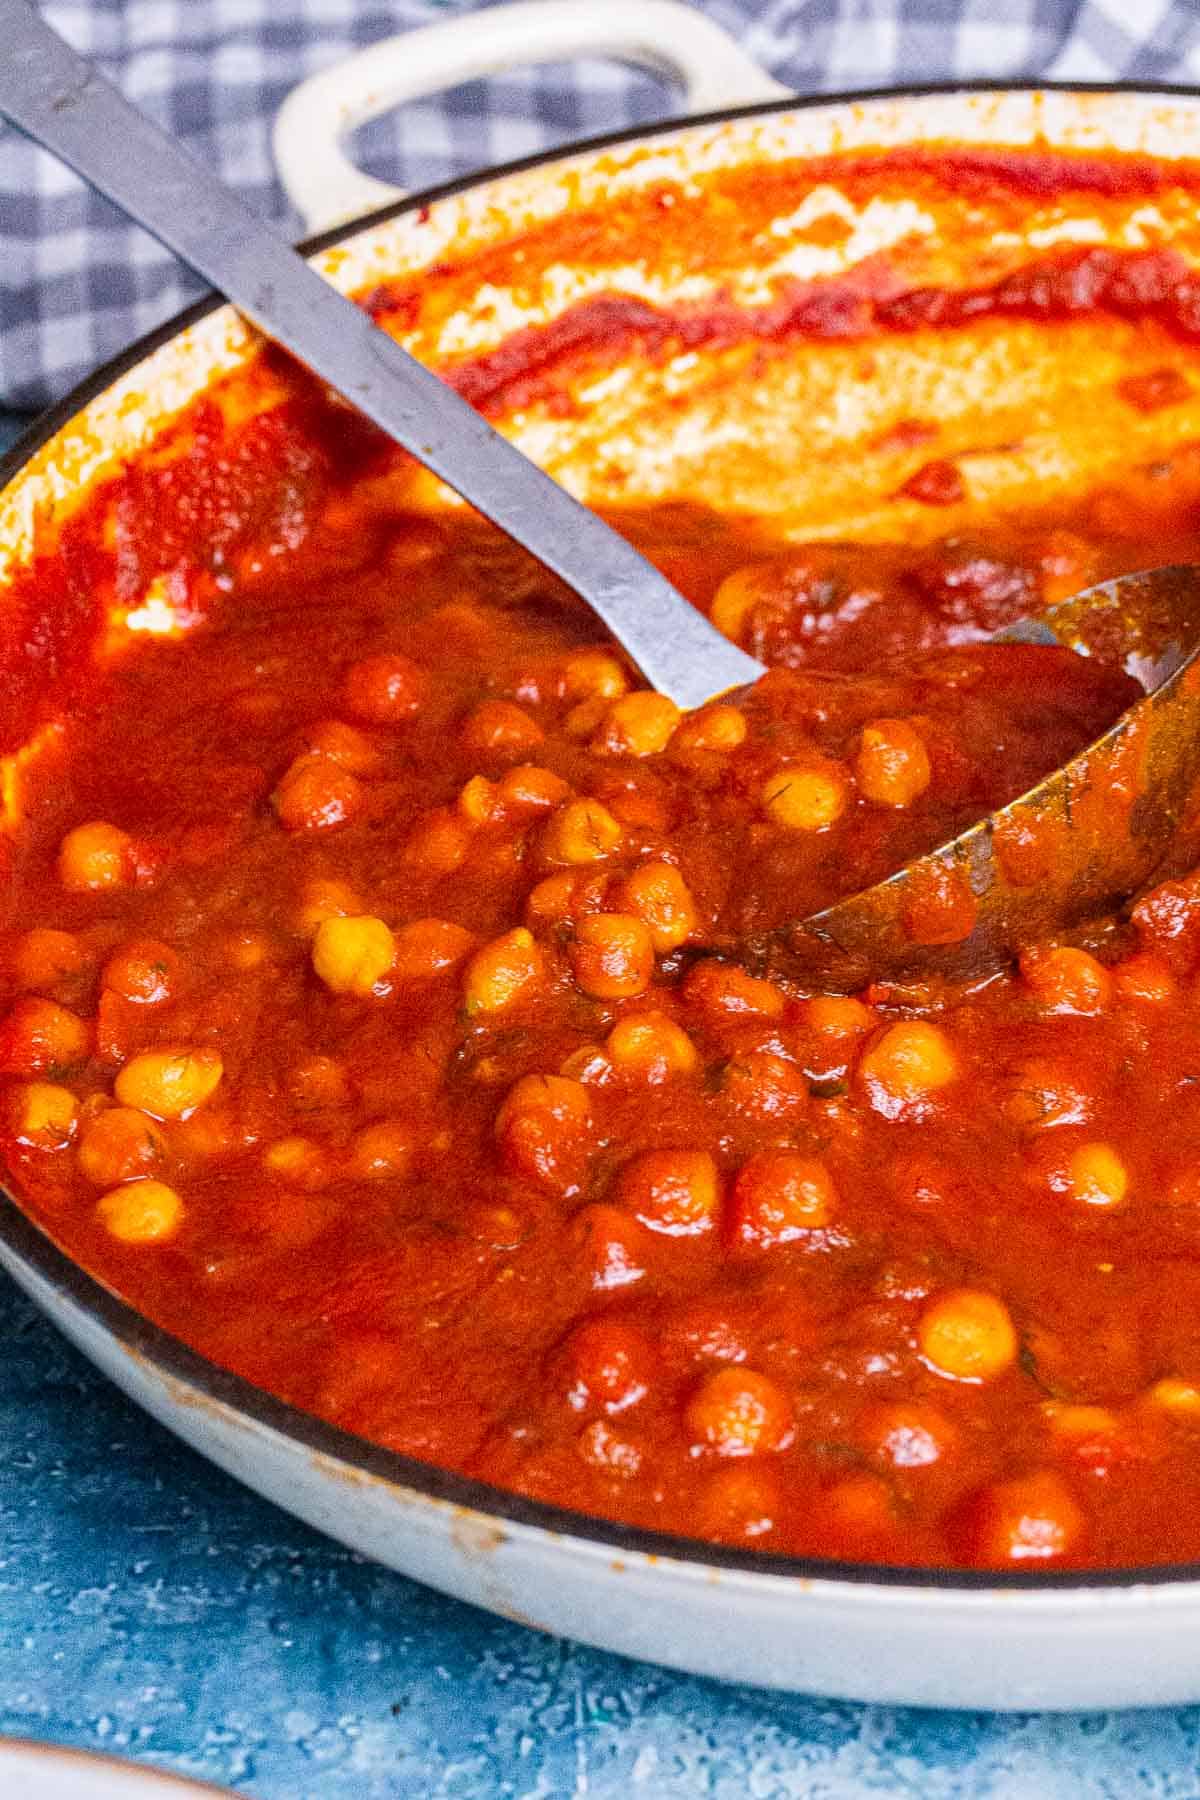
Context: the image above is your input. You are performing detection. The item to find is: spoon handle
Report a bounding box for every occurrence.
[0,0,764,711]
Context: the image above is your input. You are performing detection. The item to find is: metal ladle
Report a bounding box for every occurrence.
[5,5,1200,991]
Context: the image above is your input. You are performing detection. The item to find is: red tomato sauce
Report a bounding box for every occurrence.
[9,349,1200,1570]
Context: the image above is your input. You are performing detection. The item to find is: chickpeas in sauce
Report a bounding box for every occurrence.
[14,388,1200,1574]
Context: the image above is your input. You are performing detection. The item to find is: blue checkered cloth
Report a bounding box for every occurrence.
[2,0,1198,410]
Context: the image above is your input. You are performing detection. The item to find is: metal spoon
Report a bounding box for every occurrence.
[0,0,763,712]
[752,564,1200,990]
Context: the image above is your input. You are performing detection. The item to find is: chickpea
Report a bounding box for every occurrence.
[77,1106,168,1185]
[709,566,763,642]
[457,774,501,825]
[1145,1376,1200,1419]
[720,1051,809,1124]
[1020,945,1111,1015]
[404,808,470,875]
[1113,951,1177,1004]
[58,821,136,893]
[728,1152,837,1249]
[102,938,180,1006]
[697,1464,780,1541]
[460,699,544,758]
[97,1179,184,1245]
[563,697,610,741]
[390,918,476,983]
[10,928,86,994]
[606,1012,698,1082]
[311,915,396,998]
[541,797,623,866]
[570,1203,649,1293]
[685,1367,795,1457]
[814,1473,898,1545]
[273,755,363,833]
[760,761,848,832]
[462,927,544,1015]
[263,1135,332,1189]
[562,650,628,703]
[592,691,681,758]
[347,1120,415,1180]
[1065,1142,1128,1210]
[497,1073,592,1193]
[965,1469,1085,1566]
[571,913,655,1000]
[294,875,363,938]
[301,718,382,774]
[805,995,875,1039]
[683,958,785,1020]
[0,997,90,1076]
[616,1148,720,1236]
[617,861,698,953]
[341,651,425,723]
[858,1400,957,1471]
[561,1318,653,1414]
[859,1020,958,1113]
[919,1288,1018,1382]
[497,765,570,812]
[114,1048,223,1120]
[8,1082,79,1150]
[672,705,748,753]
[854,718,932,808]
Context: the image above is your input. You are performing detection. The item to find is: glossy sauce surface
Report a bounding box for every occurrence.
[10,368,1200,1571]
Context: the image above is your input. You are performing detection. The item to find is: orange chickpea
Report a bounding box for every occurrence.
[685,1367,795,1457]
[575,1419,643,1478]
[10,928,86,994]
[760,761,848,831]
[859,1020,958,1114]
[498,765,570,812]
[7,1082,79,1150]
[263,1135,332,1189]
[814,1472,899,1546]
[97,1179,184,1245]
[114,1048,223,1120]
[390,918,476,983]
[615,1148,721,1236]
[0,997,90,1076]
[805,995,875,1039]
[697,1464,781,1541]
[1020,945,1111,1015]
[561,1317,653,1414]
[964,1469,1086,1566]
[460,698,544,758]
[1113,951,1177,1005]
[58,821,138,893]
[1063,1141,1129,1210]
[682,958,785,1020]
[541,797,623,866]
[562,650,629,703]
[294,875,363,937]
[606,1012,698,1082]
[273,755,363,833]
[672,705,748,753]
[854,718,932,808]
[728,1152,837,1249]
[720,1051,810,1124]
[347,1120,415,1179]
[77,1106,169,1185]
[404,808,470,875]
[457,774,501,825]
[497,1073,593,1193]
[311,915,396,997]
[919,1288,1018,1382]
[102,939,180,1006]
[571,914,655,1000]
[858,1400,958,1471]
[301,718,382,774]
[341,651,425,723]
[463,927,545,1015]
[617,861,698,953]
[709,565,765,642]
[570,1203,649,1293]
[592,691,681,758]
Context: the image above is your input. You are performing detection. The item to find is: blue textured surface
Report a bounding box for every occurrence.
[6,414,1200,1797]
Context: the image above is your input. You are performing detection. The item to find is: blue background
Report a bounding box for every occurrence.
[4,415,1200,1798]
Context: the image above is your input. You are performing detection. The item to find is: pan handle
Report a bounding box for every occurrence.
[273,0,790,233]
